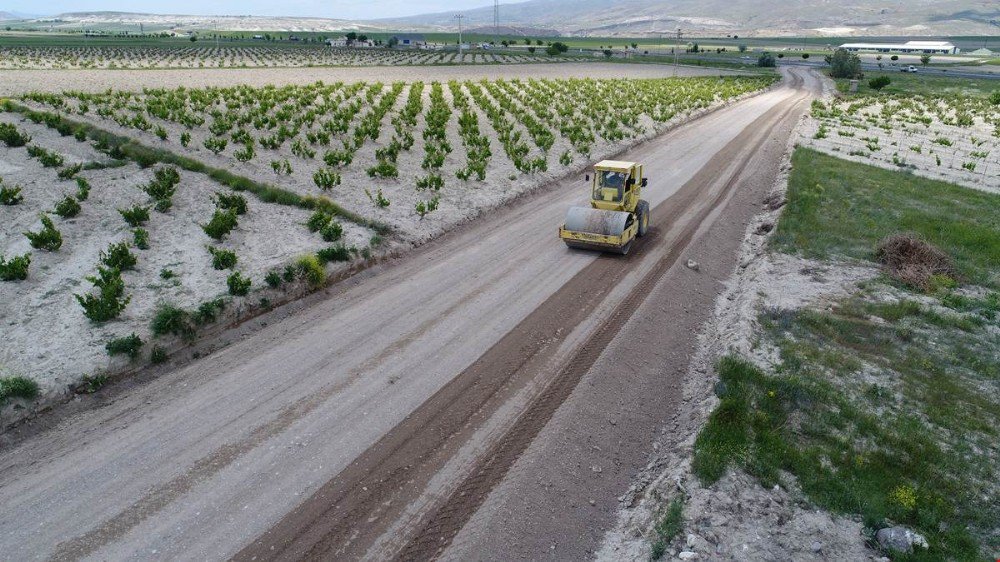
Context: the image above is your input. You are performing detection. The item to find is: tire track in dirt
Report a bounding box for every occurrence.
[233,77,810,562]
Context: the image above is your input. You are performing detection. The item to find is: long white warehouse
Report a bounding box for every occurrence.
[839,41,959,55]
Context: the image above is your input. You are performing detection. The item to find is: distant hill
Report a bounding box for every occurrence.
[17,12,381,33]
[464,25,559,37]
[375,0,1000,37]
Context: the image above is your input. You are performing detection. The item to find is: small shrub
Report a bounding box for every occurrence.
[757,52,776,68]
[0,123,31,147]
[151,302,194,340]
[365,188,390,208]
[283,264,297,283]
[58,163,83,180]
[119,205,150,227]
[26,145,64,167]
[313,167,341,190]
[203,136,228,155]
[180,132,192,147]
[214,192,248,215]
[202,209,238,240]
[154,126,168,140]
[100,241,138,271]
[317,245,352,263]
[868,76,891,91]
[208,246,238,270]
[133,228,149,250]
[0,376,39,404]
[105,333,144,360]
[321,221,343,242]
[0,184,24,205]
[227,271,252,296]
[366,160,399,179]
[416,173,443,191]
[53,195,81,218]
[24,214,63,251]
[150,346,168,364]
[296,255,326,287]
[75,177,90,200]
[194,298,226,325]
[159,268,176,280]
[306,211,332,232]
[0,253,31,281]
[78,373,109,394]
[265,270,283,288]
[270,159,292,175]
[75,266,131,322]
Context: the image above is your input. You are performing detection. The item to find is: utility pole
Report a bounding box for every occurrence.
[673,28,682,76]
[494,0,500,47]
[455,14,464,54]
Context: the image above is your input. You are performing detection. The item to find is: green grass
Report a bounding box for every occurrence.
[835,71,1000,98]
[694,149,1000,559]
[0,375,40,405]
[773,148,1000,289]
[649,499,684,560]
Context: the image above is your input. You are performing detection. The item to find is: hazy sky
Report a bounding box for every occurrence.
[6,1,515,20]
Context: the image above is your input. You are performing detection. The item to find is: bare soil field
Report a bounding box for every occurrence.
[0,62,743,96]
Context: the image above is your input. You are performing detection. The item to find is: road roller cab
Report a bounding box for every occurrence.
[559,160,650,254]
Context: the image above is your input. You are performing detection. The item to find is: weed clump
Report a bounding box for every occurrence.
[213,192,248,215]
[1,183,24,205]
[151,303,195,340]
[0,376,39,405]
[207,246,237,270]
[296,255,326,287]
[105,333,144,359]
[875,233,957,291]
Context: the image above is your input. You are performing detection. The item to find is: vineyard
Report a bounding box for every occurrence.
[0,45,578,70]
[804,93,1000,192]
[20,76,776,237]
[2,74,773,402]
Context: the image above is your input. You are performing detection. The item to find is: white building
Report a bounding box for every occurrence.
[839,41,959,55]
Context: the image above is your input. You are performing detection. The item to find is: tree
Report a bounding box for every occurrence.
[890,55,899,61]
[757,52,776,68]
[345,31,358,45]
[388,36,399,48]
[603,49,613,58]
[828,48,862,78]
[920,54,931,66]
[777,53,785,58]
[189,35,197,42]
[869,76,891,91]
[689,42,700,53]
[528,46,536,54]
[802,53,810,59]
[631,42,638,49]
[524,38,531,45]
[546,41,569,56]
[738,44,747,53]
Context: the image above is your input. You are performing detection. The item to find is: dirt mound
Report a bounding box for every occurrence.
[875,233,956,291]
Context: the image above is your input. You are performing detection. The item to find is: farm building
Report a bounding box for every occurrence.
[839,41,959,55]
[392,34,427,48]
[967,48,994,56]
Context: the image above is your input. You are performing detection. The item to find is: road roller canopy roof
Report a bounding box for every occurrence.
[594,160,637,171]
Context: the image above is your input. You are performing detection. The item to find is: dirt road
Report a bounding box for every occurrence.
[0,68,819,561]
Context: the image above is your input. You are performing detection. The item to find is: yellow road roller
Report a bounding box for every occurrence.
[558,160,649,254]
